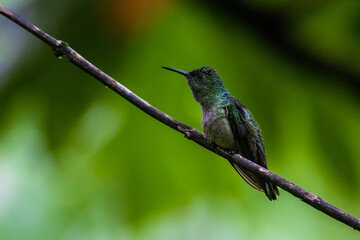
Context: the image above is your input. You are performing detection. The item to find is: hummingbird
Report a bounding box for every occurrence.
[162,66,279,200]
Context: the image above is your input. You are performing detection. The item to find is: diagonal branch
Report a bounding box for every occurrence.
[1,5,359,231]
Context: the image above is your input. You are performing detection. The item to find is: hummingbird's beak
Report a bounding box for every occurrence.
[162,67,189,77]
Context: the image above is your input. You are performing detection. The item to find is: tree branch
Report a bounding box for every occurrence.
[1,5,359,231]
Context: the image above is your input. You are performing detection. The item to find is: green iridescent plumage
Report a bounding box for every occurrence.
[163,66,279,200]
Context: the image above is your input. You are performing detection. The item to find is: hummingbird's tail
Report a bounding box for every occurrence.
[264,181,279,201]
[231,163,279,201]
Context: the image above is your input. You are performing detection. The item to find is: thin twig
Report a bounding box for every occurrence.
[1,5,359,231]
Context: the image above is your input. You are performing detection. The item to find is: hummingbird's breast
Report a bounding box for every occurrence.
[202,107,236,150]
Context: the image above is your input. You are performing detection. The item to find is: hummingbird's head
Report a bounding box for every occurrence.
[162,66,227,106]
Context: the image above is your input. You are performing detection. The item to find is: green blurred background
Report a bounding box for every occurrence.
[0,0,360,239]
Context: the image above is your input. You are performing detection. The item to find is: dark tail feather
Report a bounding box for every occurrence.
[264,182,279,201]
[231,163,280,201]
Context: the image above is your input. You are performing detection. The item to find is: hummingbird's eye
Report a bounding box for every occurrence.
[198,74,204,79]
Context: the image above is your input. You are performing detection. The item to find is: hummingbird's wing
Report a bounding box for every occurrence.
[226,99,279,200]
[226,99,266,166]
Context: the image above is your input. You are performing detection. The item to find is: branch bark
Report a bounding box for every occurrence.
[1,5,359,231]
